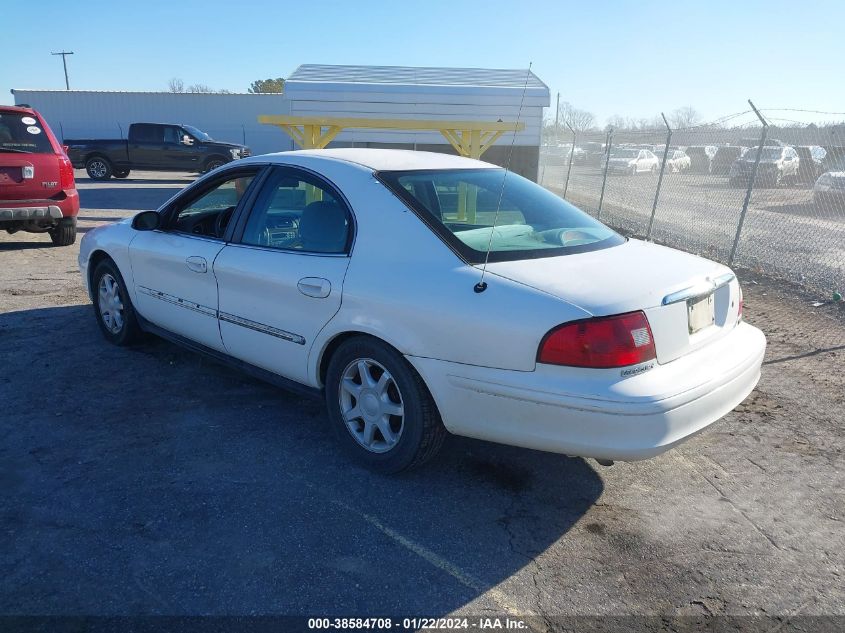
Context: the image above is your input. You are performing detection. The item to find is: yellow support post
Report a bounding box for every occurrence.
[259,115,524,159]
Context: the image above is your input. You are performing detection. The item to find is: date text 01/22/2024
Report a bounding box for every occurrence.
[307,617,529,630]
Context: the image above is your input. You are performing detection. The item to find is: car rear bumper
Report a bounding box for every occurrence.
[0,192,79,223]
[408,321,766,461]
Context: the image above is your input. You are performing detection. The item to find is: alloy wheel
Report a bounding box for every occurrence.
[89,160,108,178]
[338,358,405,453]
[98,273,124,334]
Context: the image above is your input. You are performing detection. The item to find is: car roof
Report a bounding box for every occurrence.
[250,148,500,172]
[0,105,37,114]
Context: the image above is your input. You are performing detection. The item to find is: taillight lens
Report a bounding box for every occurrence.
[538,311,656,368]
[59,155,75,190]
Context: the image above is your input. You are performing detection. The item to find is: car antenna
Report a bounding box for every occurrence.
[474,62,532,294]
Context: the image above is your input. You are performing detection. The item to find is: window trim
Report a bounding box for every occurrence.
[376,168,626,265]
[230,164,356,256]
[157,165,268,242]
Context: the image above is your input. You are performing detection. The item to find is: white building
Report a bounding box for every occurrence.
[12,64,549,177]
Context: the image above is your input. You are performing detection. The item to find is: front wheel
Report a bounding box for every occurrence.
[91,259,143,346]
[85,156,112,180]
[203,158,226,173]
[325,337,446,473]
[49,217,77,246]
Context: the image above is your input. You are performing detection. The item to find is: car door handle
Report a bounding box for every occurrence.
[186,256,208,273]
[297,277,331,298]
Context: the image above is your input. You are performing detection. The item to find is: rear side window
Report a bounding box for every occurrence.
[380,168,624,264]
[240,169,351,254]
[131,124,162,143]
[0,112,54,154]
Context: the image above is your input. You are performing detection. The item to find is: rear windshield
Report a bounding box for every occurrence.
[0,112,54,154]
[379,168,625,264]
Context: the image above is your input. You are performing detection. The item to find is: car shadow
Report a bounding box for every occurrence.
[0,239,55,251]
[78,187,182,211]
[0,304,604,616]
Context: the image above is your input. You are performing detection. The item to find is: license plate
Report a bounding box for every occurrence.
[687,293,715,334]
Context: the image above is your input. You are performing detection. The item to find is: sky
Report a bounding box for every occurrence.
[1,0,843,126]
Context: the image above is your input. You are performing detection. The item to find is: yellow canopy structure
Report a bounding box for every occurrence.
[257,115,524,160]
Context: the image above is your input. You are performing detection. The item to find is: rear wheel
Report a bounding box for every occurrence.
[92,259,142,346]
[49,217,77,246]
[86,156,112,180]
[325,337,446,473]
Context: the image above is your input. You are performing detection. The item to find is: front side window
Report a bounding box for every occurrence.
[241,169,351,254]
[379,168,624,263]
[171,172,256,238]
[163,126,182,145]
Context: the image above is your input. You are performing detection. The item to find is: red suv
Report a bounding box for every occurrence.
[0,105,79,246]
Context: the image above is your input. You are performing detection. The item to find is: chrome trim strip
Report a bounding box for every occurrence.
[138,286,306,345]
[713,272,736,289]
[138,286,217,317]
[661,273,735,306]
[218,311,306,345]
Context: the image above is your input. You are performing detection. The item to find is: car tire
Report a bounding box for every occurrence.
[49,217,77,246]
[113,169,131,179]
[86,156,113,180]
[325,336,446,473]
[203,157,226,173]
[91,259,143,346]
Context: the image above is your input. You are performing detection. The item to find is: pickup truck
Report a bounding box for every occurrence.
[66,122,251,180]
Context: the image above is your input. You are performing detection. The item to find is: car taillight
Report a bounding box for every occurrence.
[59,155,75,190]
[538,311,656,369]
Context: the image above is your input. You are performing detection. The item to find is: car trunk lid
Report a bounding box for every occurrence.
[484,239,742,364]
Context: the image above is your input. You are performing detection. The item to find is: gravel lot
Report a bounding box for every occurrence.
[1,171,843,626]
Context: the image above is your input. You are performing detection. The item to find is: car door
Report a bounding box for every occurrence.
[636,150,647,172]
[214,166,354,385]
[128,124,165,169]
[128,166,264,351]
[161,125,194,171]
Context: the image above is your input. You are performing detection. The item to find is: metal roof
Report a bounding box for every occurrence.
[287,64,548,90]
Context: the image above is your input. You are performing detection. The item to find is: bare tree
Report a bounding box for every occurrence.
[187,83,214,93]
[605,115,628,131]
[670,106,700,129]
[168,78,184,93]
[560,102,596,133]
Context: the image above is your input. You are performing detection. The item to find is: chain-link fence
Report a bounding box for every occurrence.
[539,108,845,302]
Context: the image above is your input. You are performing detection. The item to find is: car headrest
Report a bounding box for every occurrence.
[299,200,348,253]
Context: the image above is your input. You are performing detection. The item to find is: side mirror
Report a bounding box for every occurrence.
[182,135,194,146]
[132,210,161,231]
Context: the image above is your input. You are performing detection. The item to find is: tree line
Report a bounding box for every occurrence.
[166,77,285,94]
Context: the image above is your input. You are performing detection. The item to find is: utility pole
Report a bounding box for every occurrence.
[554,92,560,142]
[51,51,74,90]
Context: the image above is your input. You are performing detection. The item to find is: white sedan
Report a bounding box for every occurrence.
[78,149,766,473]
[663,149,691,173]
[607,148,660,175]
